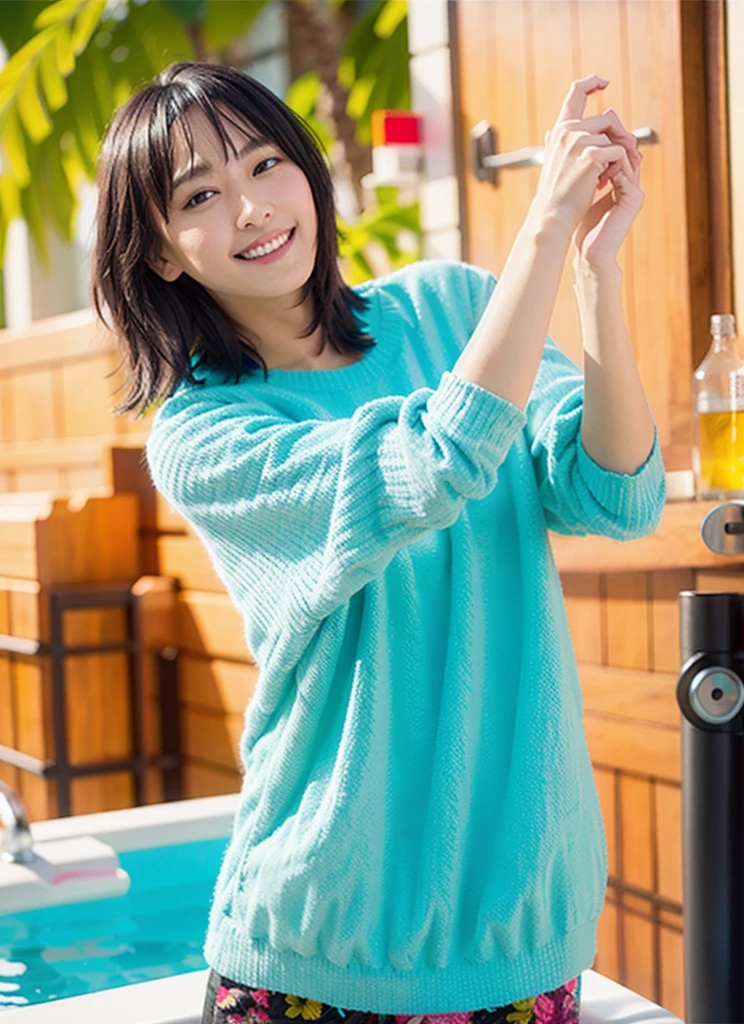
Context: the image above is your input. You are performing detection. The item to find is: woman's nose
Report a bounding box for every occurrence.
[236,192,272,230]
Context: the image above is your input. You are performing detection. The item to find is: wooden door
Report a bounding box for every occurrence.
[455,0,716,475]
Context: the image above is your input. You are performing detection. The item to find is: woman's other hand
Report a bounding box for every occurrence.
[573,134,643,274]
[534,75,640,238]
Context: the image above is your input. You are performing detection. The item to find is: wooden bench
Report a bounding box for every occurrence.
[0,492,151,819]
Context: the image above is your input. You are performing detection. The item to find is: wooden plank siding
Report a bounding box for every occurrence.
[0,437,148,494]
[572,584,684,1013]
[0,308,145,442]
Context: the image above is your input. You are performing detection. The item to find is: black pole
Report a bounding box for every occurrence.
[49,591,71,819]
[158,646,182,801]
[677,591,744,1024]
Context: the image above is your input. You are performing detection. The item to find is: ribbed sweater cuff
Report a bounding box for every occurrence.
[429,371,527,448]
[576,425,666,519]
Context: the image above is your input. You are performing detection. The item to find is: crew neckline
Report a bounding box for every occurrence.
[187,282,397,395]
[245,284,396,393]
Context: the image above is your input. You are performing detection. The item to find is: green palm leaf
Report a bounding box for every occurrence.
[0,0,193,268]
[284,70,334,158]
[18,59,54,142]
[0,2,48,56]
[38,39,69,111]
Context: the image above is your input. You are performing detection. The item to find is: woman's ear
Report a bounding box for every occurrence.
[150,254,183,282]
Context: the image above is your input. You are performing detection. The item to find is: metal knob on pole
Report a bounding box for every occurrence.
[677,501,744,1023]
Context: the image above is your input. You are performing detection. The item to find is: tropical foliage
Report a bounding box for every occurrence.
[0,0,420,276]
[338,188,419,284]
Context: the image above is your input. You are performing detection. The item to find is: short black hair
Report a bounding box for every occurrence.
[92,60,374,416]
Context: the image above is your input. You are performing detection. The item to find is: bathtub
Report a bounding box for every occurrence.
[0,794,682,1023]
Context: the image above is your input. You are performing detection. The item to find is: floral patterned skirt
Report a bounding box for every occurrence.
[200,969,582,1024]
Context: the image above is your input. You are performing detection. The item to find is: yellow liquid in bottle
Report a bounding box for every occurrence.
[698,409,744,492]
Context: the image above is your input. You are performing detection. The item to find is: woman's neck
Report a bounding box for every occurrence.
[215,287,337,369]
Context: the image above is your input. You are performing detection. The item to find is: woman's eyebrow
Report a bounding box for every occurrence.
[172,136,269,194]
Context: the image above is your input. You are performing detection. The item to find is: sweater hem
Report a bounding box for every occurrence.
[202,918,597,1014]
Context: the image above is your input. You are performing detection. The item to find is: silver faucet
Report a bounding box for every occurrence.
[0,780,35,863]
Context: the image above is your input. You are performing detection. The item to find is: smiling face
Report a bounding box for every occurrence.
[154,107,318,317]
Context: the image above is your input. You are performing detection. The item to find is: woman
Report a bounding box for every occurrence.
[91,61,663,1024]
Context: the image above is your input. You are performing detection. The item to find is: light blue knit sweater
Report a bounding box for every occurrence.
[145,259,666,1014]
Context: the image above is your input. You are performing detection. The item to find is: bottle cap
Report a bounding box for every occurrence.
[711,313,736,335]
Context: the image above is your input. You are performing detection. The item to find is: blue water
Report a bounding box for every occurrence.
[0,835,227,1012]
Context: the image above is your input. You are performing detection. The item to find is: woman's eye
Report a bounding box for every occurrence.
[255,156,280,174]
[184,189,215,209]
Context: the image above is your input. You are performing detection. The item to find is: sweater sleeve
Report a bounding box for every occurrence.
[463,261,667,539]
[145,371,526,631]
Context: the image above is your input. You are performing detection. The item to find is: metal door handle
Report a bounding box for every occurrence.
[471,120,658,185]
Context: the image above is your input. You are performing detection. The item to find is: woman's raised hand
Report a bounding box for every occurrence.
[534,74,641,238]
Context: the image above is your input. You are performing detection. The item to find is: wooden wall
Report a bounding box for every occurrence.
[157,527,257,798]
[0,308,146,449]
[561,562,744,1021]
[456,0,715,475]
[564,568,686,1014]
[0,488,250,809]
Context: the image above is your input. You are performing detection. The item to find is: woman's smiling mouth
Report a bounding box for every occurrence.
[235,227,296,263]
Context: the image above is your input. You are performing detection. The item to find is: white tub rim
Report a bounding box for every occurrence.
[25,793,241,853]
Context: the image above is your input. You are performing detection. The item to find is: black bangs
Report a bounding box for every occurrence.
[135,85,267,221]
[161,95,271,215]
[91,60,375,418]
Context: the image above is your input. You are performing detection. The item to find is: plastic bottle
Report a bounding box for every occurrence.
[692,314,744,499]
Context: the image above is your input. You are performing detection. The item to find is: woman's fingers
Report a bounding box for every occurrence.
[583,133,626,190]
[599,151,642,197]
[537,76,644,233]
[576,141,625,196]
[554,74,609,126]
[579,139,627,168]
[598,150,639,190]
[565,110,640,171]
[574,151,643,264]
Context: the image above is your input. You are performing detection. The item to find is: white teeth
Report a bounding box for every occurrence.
[238,230,291,260]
